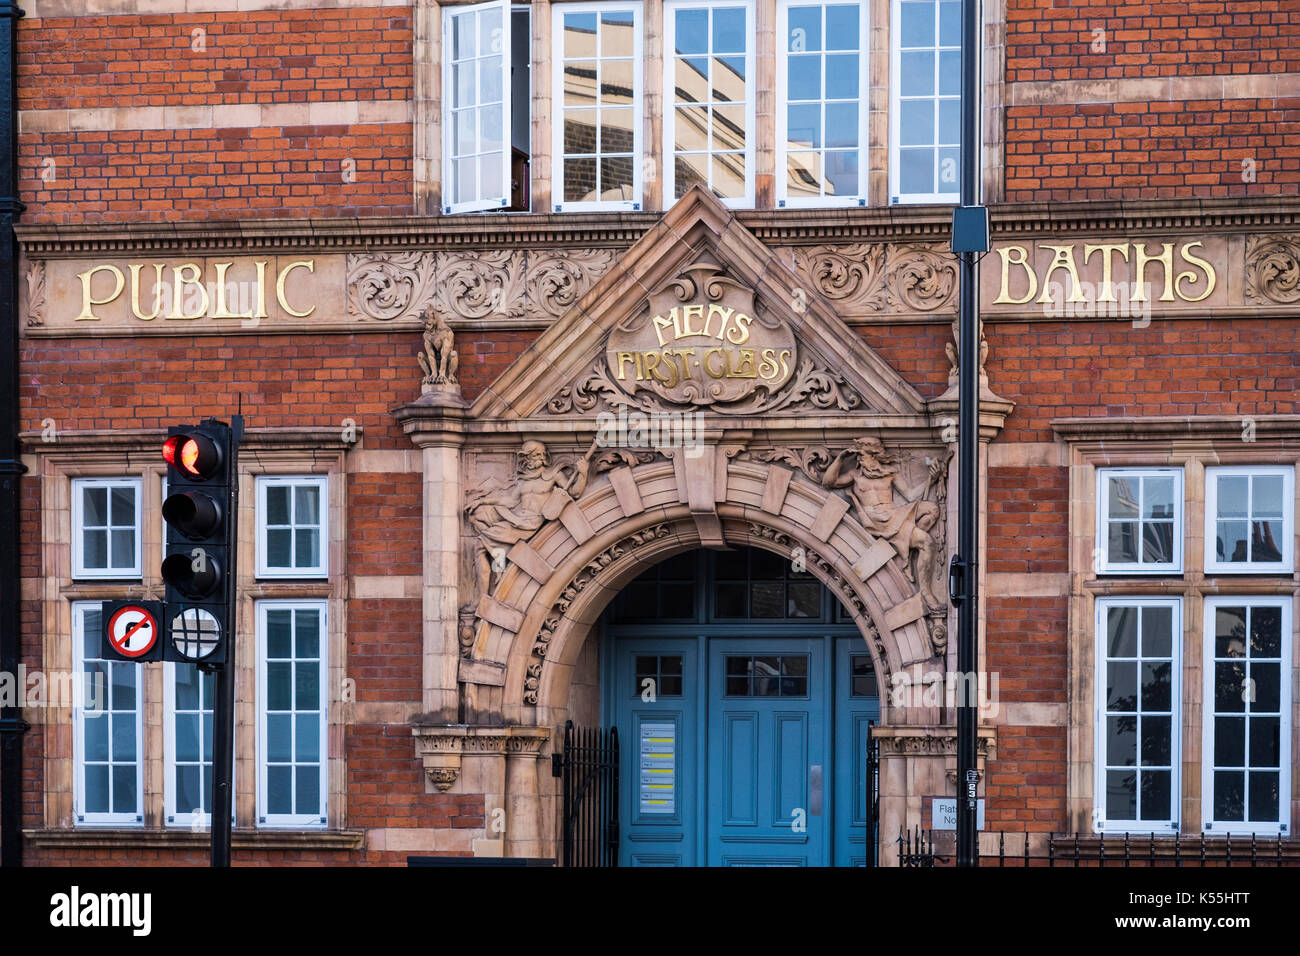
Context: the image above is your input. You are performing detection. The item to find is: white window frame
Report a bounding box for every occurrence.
[775,0,870,208]
[73,601,144,826]
[1201,596,1292,837]
[1095,467,1184,575]
[442,0,514,214]
[1093,597,1182,834]
[551,1,645,212]
[163,662,235,828]
[662,0,757,209]
[1204,465,1294,574]
[256,476,329,579]
[889,0,961,205]
[256,600,329,828]
[71,477,142,579]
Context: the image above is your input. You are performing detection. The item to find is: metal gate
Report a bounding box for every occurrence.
[552,720,619,867]
[866,722,879,867]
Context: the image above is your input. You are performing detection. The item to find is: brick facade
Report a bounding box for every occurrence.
[8,0,1300,866]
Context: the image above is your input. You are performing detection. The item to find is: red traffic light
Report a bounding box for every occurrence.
[163,433,222,479]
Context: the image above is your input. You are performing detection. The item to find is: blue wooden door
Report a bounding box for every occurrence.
[833,637,881,865]
[614,639,700,866]
[706,638,828,866]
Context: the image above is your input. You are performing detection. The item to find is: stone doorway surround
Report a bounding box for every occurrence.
[395,186,1012,861]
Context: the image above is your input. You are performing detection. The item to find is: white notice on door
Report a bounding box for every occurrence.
[639,722,676,814]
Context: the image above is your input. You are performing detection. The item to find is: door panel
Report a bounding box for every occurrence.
[834,638,881,866]
[707,639,826,866]
[614,640,698,866]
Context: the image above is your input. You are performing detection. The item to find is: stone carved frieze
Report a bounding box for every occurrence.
[789,242,958,315]
[527,250,617,318]
[547,354,865,416]
[523,523,672,704]
[347,250,437,322]
[753,439,952,654]
[347,249,615,324]
[436,250,527,320]
[25,261,45,328]
[464,440,595,597]
[1244,234,1300,305]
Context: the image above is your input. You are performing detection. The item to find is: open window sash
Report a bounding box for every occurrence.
[443,0,513,213]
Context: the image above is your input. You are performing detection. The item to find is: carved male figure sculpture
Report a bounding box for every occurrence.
[417,306,458,386]
[465,440,592,595]
[821,436,946,610]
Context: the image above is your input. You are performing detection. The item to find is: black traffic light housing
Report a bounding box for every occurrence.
[160,420,240,665]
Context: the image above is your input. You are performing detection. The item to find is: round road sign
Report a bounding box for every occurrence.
[106,605,160,659]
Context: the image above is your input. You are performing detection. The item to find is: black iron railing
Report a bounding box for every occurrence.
[553,721,619,867]
[896,827,1299,867]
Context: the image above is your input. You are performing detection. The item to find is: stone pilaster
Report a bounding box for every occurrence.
[394,390,468,720]
[872,725,997,866]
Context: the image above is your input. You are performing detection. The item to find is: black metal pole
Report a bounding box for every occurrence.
[955,0,983,868]
[210,416,242,866]
[0,0,25,870]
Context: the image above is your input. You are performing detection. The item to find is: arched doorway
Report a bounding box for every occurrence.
[599,547,880,866]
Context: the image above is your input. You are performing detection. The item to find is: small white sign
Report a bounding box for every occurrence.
[930,798,985,831]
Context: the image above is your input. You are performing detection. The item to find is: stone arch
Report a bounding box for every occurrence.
[465,456,946,727]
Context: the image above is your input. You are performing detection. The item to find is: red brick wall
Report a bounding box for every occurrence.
[17,8,415,224]
[19,11,412,110]
[1004,98,1300,201]
[1005,0,1300,81]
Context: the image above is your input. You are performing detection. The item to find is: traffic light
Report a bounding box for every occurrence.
[161,421,237,664]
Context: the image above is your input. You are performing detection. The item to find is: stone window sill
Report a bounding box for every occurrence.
[24,828,365,851]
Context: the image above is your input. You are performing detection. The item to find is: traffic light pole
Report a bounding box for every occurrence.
[210,416,242,867]
[955,0,984,868]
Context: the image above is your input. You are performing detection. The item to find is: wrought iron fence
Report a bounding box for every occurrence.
[896,826,1299,867]
[553,721,619,867]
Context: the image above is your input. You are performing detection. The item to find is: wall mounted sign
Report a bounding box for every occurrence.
[639,722,676,815]
[605,260,797,408]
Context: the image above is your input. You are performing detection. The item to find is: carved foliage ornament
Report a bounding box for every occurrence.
[1244,235,1300,305]
[791,243,958,315]
[547,355,865,416]
[25,261,45,328]
[347,249,615,323]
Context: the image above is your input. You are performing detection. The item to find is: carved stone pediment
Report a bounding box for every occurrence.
[470,186,928,423]
[546,254,869,416]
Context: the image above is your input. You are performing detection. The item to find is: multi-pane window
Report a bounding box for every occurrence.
[724,655,809,696]
[164,664,217,827]
[849,654,878,698]
[443,0,514,212]
[74,603,142,825]
[1205,466,1294,573]
[634,655,684,697]
[258,601,327,827]
[664,0,755,206]
[1094,598,1180,832]
[776,1,867,206]
[891,0,960,204]
[553,3,643,210]
[257,476,327,578]
[72,478,141,578]
[713,546,819,619]
[1203,598,1291,835]
[1096,468,1183,574]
